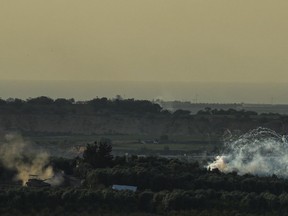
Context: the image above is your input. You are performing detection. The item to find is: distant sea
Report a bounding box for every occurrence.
[0,80,288,104]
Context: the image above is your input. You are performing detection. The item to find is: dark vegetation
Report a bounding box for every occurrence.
[1,96,288,141]
[2,97,288,214]
[0,96,279,117]
[0,96,163,115]
[1,142,288,215]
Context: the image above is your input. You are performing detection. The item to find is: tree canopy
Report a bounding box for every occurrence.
[82,141,113,168]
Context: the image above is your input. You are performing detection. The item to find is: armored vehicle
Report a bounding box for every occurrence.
[25,175,51,188]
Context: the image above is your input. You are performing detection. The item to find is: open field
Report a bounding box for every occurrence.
[26,134,220,158]
[111,142,216,154]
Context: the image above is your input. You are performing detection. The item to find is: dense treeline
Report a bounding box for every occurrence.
[0,96,282,117]
[197,107,258,116]
[1,96,288,139]
[75,155,288,195]
[3,154,288,215]
[0,96,164,115]
[56,145,288,215]
[2,186,288,216]
[2,139,288,215]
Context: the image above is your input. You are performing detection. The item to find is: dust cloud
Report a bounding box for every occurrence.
[0,133,59,186]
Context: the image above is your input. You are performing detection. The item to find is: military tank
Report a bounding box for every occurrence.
[25,175,51,188]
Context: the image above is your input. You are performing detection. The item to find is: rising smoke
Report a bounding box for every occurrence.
[208,127,288,178]
[0,133,60,186]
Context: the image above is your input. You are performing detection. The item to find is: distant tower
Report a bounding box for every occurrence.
[125,153,129,162]
[193,94,198,103]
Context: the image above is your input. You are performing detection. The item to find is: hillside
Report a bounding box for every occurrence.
[0,97,287,140]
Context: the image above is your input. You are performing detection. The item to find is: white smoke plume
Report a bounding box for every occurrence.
[45,172,65,186]
[0,133,56,186]
[208,127,288,178]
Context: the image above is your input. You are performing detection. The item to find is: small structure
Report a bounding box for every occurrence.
[112,184,137,192]
[140,139,159,144]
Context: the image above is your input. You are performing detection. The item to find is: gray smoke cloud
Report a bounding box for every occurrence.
[0,133,62,186]
[207,127,288,178]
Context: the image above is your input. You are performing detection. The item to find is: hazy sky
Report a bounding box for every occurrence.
[1,0,288,83]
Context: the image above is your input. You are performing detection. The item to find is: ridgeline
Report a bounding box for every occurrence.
[0,96,287,139]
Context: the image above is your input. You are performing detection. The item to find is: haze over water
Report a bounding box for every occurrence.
[1,1,288,96]
[1,80,288,104]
